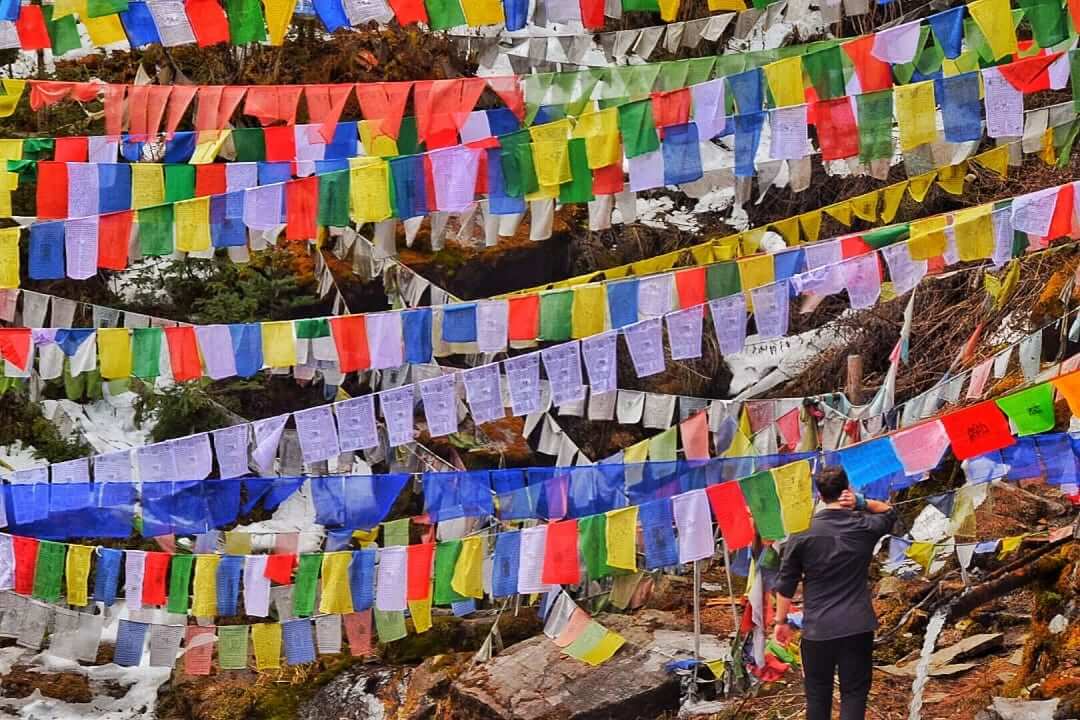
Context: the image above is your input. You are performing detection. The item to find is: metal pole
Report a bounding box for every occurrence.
[721,541,741,634]
[692,558,701,700]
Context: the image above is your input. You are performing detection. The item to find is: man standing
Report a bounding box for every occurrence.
[773,467,897,720]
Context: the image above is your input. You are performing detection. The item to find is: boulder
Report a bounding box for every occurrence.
[298,664,408,720]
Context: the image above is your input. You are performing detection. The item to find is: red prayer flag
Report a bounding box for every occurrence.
[354,82,413,140]
[164,326,203,381]
[507,294,540,341]
[194,164,227,197]
[36,162,69,220]
[579,0,604,28]
[406,543,434,601]
[164,86,198,137]
[264,125,297,162]
[244,86,303,126]
[0,328,31,370]
[776,407,802,450]
[15,6,50,50]
[1045,185,1074,241]
[285,176,318,240]
[842,35,893,93]
[674,266,706,309]
[840,234,883,280]
[185,0,231,46]
[485,76,524,120]
[142,552,170,605]
[53,136,88,162]
[997,52,1060,93]
[103,84,126,137]
[98,211,133,271]
[813,97,859,161]
[304,84,354,143]
[705,481,756,551]
[343,611,373,656]
[592,163,624,195]
[328,315,371,372]
[651,88,691,132]
[12,536,38,595]
[388,0,427,24]
[264,554,297,584]
[940,401,1016,459]
[541,519,581,586]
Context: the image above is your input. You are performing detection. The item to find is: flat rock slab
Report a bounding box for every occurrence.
[451,611,700,720]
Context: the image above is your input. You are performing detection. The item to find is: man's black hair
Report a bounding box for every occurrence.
[815,467,849,503]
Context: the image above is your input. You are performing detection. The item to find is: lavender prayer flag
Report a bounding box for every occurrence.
[517,525,554,595]
[67,163,100,218]
[211,424,250,480]
[148,624,184,668]
[991,207,1014,267]
[64,217,99,280]
[114,620,148,667]
[172,433,213,480]
[750,280,790,339]
[476,300,509,352]
[429,146,480,213]
[251,414,289,474]
[880,242,927,296]
[315,614,342,655]
[283,618,317,665]
[52,457,89,484]
[691,77,727,139]
[708,294,747,355]
[88,136,119,163]
[374,546,408,611]
[244,555,271,617]
[461,364,505,425]
[124,550,146,610]
[797,239,844,296]
[671,489,714,563]
[136,444,178,482]
[335,396,380,452]
[540,342,586,406]
[294,405,341,464]
[983,67,1023,138]
[419,374,459,437]
[769,106,809,160]
[195,325,236,379]
[637,274,674,318]
[226,162,258,192]
[243,185,283,230]
[665,306,704,360]
[380,385,416,447]
[871,20,922,63]
[504,353,542,416]
[366,312,404,369]
[580,331,617,394]
[623,318,665,377]
[841,253,881,309]
[1011,188,1057,237]
[628,150,665,192]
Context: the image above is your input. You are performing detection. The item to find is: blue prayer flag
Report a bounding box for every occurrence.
[99,164,132,213]
[349,548,377,611]
[29,222,65,280]
[486,147,525,215]
[114,620,148,667]
[402,308,433,364]
[728,67,764,112]
[607,278,639,329]
[661,123,703,186]
[163,133,196,163]
[503,0,527,29]
[313,0,349,31]
[94,547,123,605]
[442,303,478,343]
[928,6,965,58]
[838,437,905,488]
[119,2,160,46]
[283,618,317,665]
[325,122,359,159]
[229,324,263,378]
[390,155,428,219]
[640,498,679,569]
[216,555,244,616]
[940,72,984,143]
[734,112,766,178]
[491,532,520,597]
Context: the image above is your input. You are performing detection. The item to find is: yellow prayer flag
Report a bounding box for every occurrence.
[823,202,852,227]
[531,140,571,187]
[714,235,740,261]
[65,545,93,607]
[451,536,485,599]
[571,285,606,339]
[1039,129,1055,166]
[461,0,505,26]
[974,145,1009,177]
[770,217,800,245]
[943,50,980,75]
[261,320,297,368]
[690,243,715,266]
[658,0,679,20]
[906,541,935,572]
[252,623,282,670]
[359,121,398,156]
[190,130,232,165]
[998,535,1023,558]
[97,328,132,380]
[850,191,878,223]
[880,182,908,223]
[648,427,677,461]
[261,0,294,45]
[81,12,127,45]
[908,216,947,260]
[623,439,649,464]
[798,211,822,243]
[895,81,939,151]
[408,598,433,633]
[578,630,626,666]
[0,79,27,118]
[573,109,621,169]
[763,57,805,107]
[968,0,1018,60]
[224,532,253,555]
[53,0,78,17]
[132,164,166,209]
[708,0,745,9]
[906,172,937,203]
[529,118,572,144]
[724,406,755,458]
[605,506,638,571]
[772,459,813,535]
[319,552,355,615]
[0,139,22,162]
[740,227,766,255]
[705,659,726,679]
[936,162,967,196]
[953,205,993,261]
[349,157,392,223]
[192,554,220,618]
[0,227,19,289]
[174,197,211,253]
[737,253,775,298]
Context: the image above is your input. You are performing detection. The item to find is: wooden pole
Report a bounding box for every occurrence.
[846,354,863,404]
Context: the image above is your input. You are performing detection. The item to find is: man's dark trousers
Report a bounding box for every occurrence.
[801,631,874,720]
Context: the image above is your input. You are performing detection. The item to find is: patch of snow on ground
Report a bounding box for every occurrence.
[727,322,847,399]
[637,197,700,232]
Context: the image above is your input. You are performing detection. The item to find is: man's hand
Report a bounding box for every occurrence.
[838,489,857,510]
[773,622,793,645]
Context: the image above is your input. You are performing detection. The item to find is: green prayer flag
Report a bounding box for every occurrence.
[658,61,690,93]
[856,90,894,164]
[915,40,945,76]
[217,625,249,670]
[706,263,741,299]
[433,540,465,606]
[713,55,748,79]
[425,0,465,30]
[648,427,677,461]
[21,138,53,159]
[373,609,408,643]
[231,128,267,162]
[1054,119,1080,169]
[963,19,997,64]
[628,64,662,96]
[523,74,555,124]
[863,224,909,249]
[995,383,1055,436]
[1070,50,1080,112]
[167,554,194,614]
[738,471,786,541]
[1019,0,1066,47]
[621,0,659,10]
[293,553,323,617]
[801,45,846,100]
[86,0,128,17]
[138,205,174,257]
[225,0,267,43]
[617,99,660,158]
[163,164,195,203]
[63,358,85,400]
[396,116,423,155]
[578,514,612,580]
[382,518,410,547]
[559,138,594,205]
[294,318,329,339]
[131,327,162,379]
[32,541,65,603]
[499,130,539,198]
[539,289,573,341]
[686,57,717,87]
[564,620,607,659]
[42,6,81,56]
